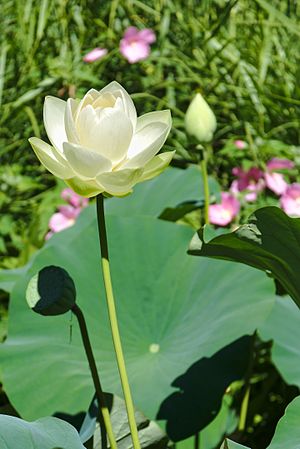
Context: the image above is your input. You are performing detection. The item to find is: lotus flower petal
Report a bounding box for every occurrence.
[43,96,67,153]
[63,142,112,178]
[29,137,73,179]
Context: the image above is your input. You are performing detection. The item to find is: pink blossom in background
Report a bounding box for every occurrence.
[209,192,240,226]
[234,140,246,149]
[264,172,287,195]
[264,158,294,195]
[280,183,300,217]
[61,188,89,208]
[46,189,89,239]
[231,167,265,202]
[266,158,295,171]
[120,26,156,63]
[83,47,108,63]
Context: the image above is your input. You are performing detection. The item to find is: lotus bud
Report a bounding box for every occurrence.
[185,93,217,143]
[26,266,76,316]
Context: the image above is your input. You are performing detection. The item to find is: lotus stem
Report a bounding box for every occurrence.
[200,151,210,225]
[72,303,117,449]
[96,194,141,449]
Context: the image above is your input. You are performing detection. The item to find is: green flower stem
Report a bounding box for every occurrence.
[238,332,256,432]
[200,154,210,225]
[96,194,141,449]
[72,304,117,449]
[238,384,250,431]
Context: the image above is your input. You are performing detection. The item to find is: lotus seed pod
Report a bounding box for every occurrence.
[26,266,76,316]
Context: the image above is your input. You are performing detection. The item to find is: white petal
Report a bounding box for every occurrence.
[76,105,133,165]
[66,177,104,198]
[43,96,67,153]
[96,168,143,196]
[29,137,73,179]
[65,98,80,144]
[63,142,112,178]
[99,81,137,129]
[135,110,171,132]
[123,118,171,168]
[74,89,100,122]
[139,151,175,181]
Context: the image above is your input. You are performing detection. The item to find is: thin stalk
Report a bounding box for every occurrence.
[96,194,141,449]
[238,332,256,432]
[200,154,210,225]
[194,432,200,449]
[72,304,117,449]
[238,385,251,431]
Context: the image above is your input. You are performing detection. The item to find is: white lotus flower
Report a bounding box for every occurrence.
[185,93,216,143]
[29,82,174,197]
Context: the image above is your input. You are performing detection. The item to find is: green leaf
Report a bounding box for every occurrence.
[106,164,220,218]
[1,206,275,423]
[157,336,252,441]
[0,414,85,449]
[259,297,300,388]
[0,267,27,294]
[189,207,300,308]
[267,396,300,449]
[220,440,250,449]
[176,394,237,449]
[88,395,168,449]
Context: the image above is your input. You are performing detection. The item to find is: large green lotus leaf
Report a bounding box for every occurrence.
[220,440,250,448]
[1,208,274,422]
[259,297,300,387]
[189,207,300,308]
[157,336,251,441]
[176,394,237,449]
[267,396,300,449]
[0,165,218,296]
[106,164,220,218]
[0,414,85,449]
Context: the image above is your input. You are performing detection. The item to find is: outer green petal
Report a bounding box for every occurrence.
[65,177,104,198]
[29,137,74,179]
[96,168,143,196]
[139,151,175,182]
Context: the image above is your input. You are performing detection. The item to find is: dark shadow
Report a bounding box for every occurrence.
[54,392,113,434]
[157,335,252,441]
[53,410,86,432]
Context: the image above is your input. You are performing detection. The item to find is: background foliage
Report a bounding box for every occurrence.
[1,1,300,448]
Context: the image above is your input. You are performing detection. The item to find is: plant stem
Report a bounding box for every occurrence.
[72,303,117,449]
[200,152,210,225]
[96,194,141,449]
[194,432,200,449]
[238,332,256,432]
[238,384,250,431]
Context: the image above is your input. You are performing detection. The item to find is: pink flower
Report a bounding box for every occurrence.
[231,167,265,202]
[209,192,240,226]
[83,47,107,63]
[266,158,294,171]
[264,158,294,195]
[120,26,156,63]
[265,172,287,195]
[234,140,246,149]
[61,188,89,208]
[46,189,89,239]
[280,184,300,217]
